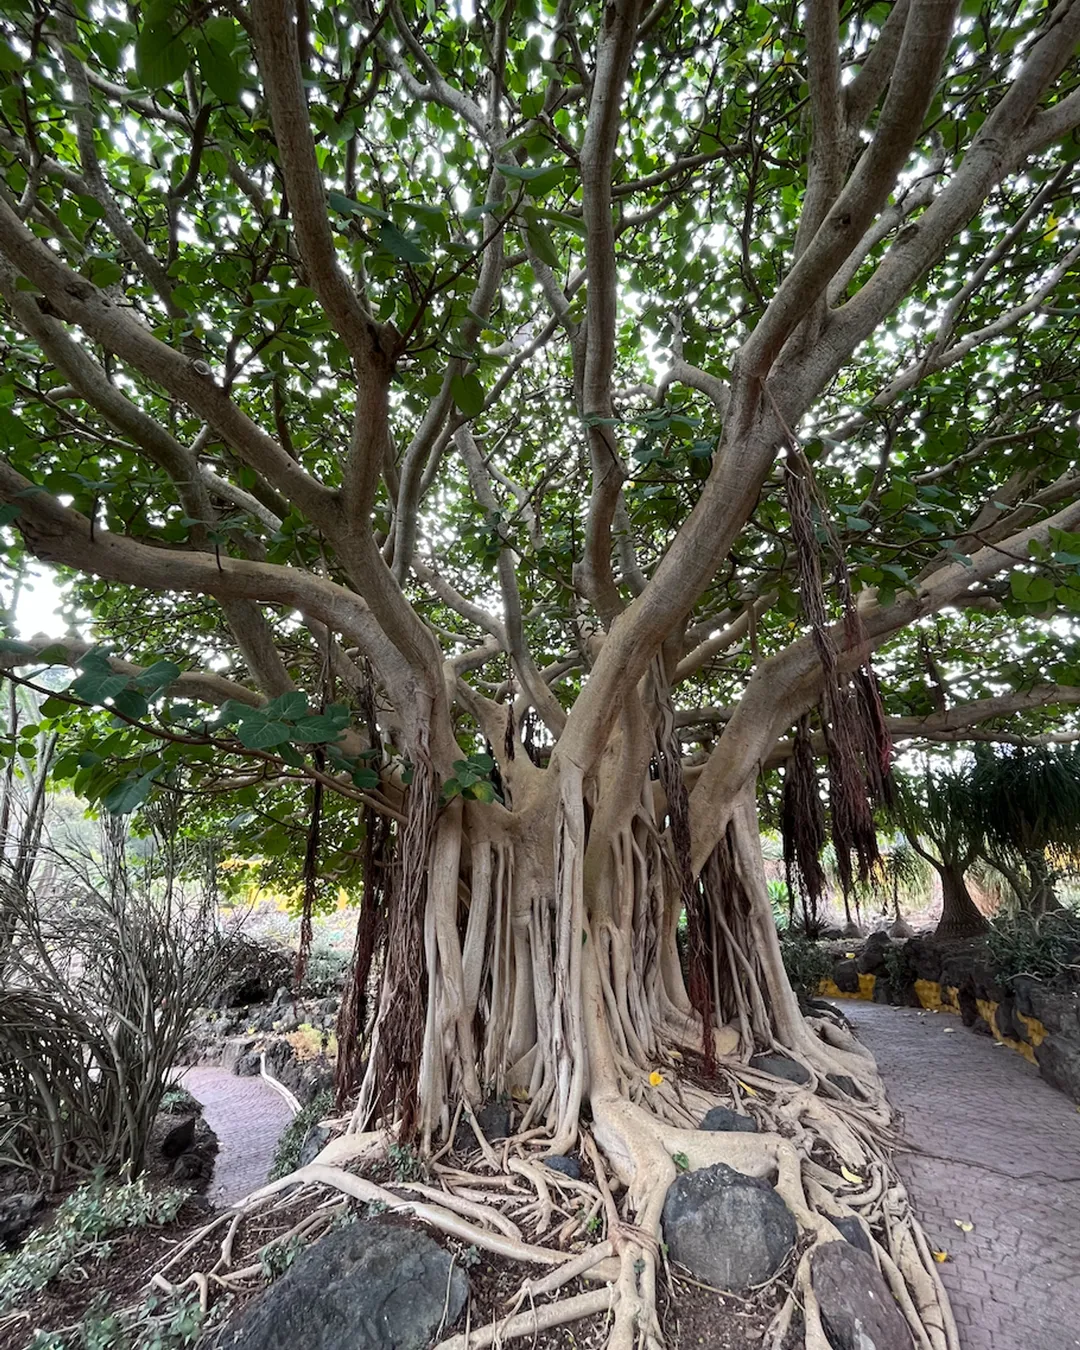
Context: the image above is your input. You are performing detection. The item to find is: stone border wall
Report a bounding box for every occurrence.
[817,934,1080,1101]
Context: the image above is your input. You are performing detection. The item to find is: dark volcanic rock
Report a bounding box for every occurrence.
[1035,1034,1080,1103]
[827,1073,863,1099]
[454,1098,512,1153]
[662,1162,796,1291]
[210,1220,467,1350]
[749,1052,811,1085]
[830,1214,872,1256]
[160,1116,197,1159]
[298,1124,331,1168]
[543,1154,582,1179]
[699,1105,758,1133]
[811,1241,912,1349]
[832,959,861,994]
[0,1190,43,1250]
[857,931,891,976]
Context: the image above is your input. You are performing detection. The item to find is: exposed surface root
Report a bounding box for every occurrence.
[148,1057,955,1350]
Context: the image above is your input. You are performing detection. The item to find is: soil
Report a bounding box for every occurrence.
[0,1194,215,1350]
[6,1149,793,1350]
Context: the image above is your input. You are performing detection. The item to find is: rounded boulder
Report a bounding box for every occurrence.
[661,1162,796,1291]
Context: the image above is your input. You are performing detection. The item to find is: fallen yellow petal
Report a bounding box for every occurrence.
[735,1078,758,1096]
[840,1164,864,1185]
[649,1070,664,1087]
[954,1220,974,1233]
[932,1250,949,1263]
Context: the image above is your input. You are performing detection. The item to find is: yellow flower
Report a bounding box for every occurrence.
[932,1250,949,1263]
[648,1070,664,1087]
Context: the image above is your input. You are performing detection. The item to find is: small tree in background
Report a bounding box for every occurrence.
[891,768,989,940]
[972,746,1080,916]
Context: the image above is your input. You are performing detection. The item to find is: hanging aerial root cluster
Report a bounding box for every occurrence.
[783,445,893,904]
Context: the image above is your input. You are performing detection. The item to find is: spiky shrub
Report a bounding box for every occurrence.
[0,819,232,1184]
[986,908,1080,985]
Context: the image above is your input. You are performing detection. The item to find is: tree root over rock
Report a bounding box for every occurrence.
[146,1068,957,1350]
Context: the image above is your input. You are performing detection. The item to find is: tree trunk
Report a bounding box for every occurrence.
[1025,852,1062,917]
[935,862,989,939]
[323,711,963,1348]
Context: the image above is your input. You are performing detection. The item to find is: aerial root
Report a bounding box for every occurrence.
[431,1287,617,1350]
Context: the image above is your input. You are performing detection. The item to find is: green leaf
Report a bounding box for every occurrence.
[236,719,293,749]
[265,690,309,720]
[1010,572,1056,604]
[135,659,182,693]
[0,503,21,527]
[289,714,346,743]
[135,21,189,88]
[103,771,157,815]
[327,191,389,221]
[451,373,485,418]
[39,696,71,719]
[378,222,430,264]
[111,688,150,721]
[351,766,380,790]
[84,257,124,288]
[523,207,559,267]
[37,644,74,664]
[466,779,496,802]
[497,162,565,185]
[0,42,22,72]
[196,38,242,103]
[71,669,132,704]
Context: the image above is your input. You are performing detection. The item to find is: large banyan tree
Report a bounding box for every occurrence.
[2,0,1080,1344]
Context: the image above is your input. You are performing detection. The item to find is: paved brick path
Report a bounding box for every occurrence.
[176,1066,296,1205]
[849,1001,1080,1350]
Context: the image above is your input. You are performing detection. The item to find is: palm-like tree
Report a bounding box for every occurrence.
[971,747,1080,916]
[890,769,989,940]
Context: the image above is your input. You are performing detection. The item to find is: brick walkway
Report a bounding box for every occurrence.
[176,1066,296,1205]
[848,1001,1080,1350]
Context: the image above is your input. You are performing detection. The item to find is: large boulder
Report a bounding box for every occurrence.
[0,1189,43,1249]
[857,931,891,976]
[811,1242,913,1349]
[1035,1034,1080,1103]
[699,1105,758,1133]
[210,1220,467,1350]
[662,1162,796,1291]
[1014,977,1080,1036]
[212,939,292,1010]
[749,1052,810,1085]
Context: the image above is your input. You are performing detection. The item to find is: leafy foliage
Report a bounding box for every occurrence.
[0,1174,188,1314]
[778,933,833,1004]
[268,1088,333,1181]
